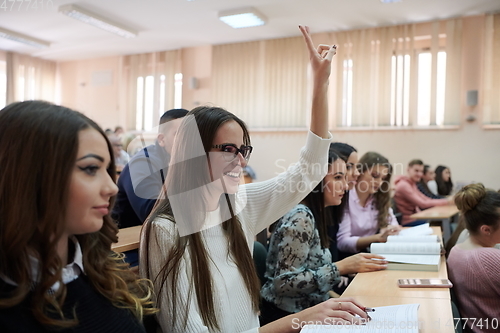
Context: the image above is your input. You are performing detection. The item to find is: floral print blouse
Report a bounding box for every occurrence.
[260,204,340,313]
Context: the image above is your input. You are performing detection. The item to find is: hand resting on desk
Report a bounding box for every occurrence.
[336,253,388,275]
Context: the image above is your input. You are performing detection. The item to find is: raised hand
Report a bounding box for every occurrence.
[299,25,336,139]
[299,25,336,85]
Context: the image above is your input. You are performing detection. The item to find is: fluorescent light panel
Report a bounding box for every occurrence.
[380,0,402,3]
[219,7,267,29]
[0,27,50,48]
[59,4,137,38]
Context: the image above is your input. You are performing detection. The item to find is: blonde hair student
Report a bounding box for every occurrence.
[0,101,155,332]
[139,26,370,333]
[447,183,500,333]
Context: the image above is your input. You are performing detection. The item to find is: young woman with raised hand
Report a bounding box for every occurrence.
[139,26,369,333]
[447,183,500,333]
[260,148,387,324]
[337,152,401,255]
[0,101,155,332]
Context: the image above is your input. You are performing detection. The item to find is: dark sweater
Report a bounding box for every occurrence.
[0,275,146,333]
[113,142,170,228]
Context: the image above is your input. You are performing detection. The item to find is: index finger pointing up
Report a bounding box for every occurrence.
[299,25,317,57]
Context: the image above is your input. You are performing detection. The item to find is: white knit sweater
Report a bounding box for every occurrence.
[140,131,332,333]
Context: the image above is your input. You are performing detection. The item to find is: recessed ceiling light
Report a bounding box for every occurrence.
[0,27,50,48]
[59,4,137,38]
[219,7,267,29]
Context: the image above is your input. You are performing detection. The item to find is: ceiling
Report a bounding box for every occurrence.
[0,0,499,62]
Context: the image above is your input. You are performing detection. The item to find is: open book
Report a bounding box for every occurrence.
[300,303,420,333]
[370,238,441,271]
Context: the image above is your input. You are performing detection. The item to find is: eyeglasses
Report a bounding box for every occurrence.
[212,144,253,161]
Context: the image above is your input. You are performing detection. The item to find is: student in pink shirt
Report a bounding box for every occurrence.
[337,152,401,254]
[394,159,450,226]
[447,183,500,333]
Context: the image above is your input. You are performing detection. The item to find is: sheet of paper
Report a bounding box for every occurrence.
[387,235,439,243]
[300,304,420,333]
[398,223,432,236]
[370,242,440,255]
[381,254,440,265]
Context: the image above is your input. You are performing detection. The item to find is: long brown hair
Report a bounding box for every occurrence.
[141,106,260,331]
[302,147,343,249]
[357,152,393,230]
[0,101,155,328]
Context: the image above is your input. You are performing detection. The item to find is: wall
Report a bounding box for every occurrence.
[57,15,500,189]
[58,56,123,130]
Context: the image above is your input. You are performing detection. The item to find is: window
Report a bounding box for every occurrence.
[342,59,353,127]
[174,73,183,109]
[135,74,182,131]
[0,60,6,109]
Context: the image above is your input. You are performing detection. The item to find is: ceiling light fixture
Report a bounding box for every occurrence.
[380,0,402,3]
[59,4,137,38]
[218,7,267,29]
[0,27,50,48]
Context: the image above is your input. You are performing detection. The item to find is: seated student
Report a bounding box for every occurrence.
[140,26,370,333]
[394,159,451,226]
[108,133,130,169]
[447,183,500,333]
[260,148,387,324]
[113,108,188,229]
[433,165,454,196]
[328,142,360,260]
[0,101,155,332]
[337,152,401,254]
[417,165,445,199]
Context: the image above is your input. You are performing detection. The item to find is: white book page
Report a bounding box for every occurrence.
[398,224,432,236]
[300,304,420,333]
[381,254,440,265]
[370,242,440,255]
[387,235,439,243]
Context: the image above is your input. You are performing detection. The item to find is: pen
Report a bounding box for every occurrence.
[364,307,375,312]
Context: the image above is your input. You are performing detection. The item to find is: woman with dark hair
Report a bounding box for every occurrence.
[417,165,445,199]
[328,142,359,259]
[260,149,387,324]
[447,183,500,333]
[0,101,155,332]
[337,152,401,254]
[434,165,453,196]
[329,142,359,190]
[139,26,370,333]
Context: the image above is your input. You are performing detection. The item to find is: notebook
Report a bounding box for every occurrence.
[300,303,420,333]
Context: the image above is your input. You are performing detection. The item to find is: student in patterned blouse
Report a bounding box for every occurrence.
[260,146,388,324]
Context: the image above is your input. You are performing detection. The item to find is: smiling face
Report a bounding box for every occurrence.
[323,158,348,207]
[346,151,360,190]
[208,120,248,196]
[408,164,424,183]
[65,128,118,237]
[356,164,390,195]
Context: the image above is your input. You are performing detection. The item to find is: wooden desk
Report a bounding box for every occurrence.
[343,227,449,299]
[410,205,459,243]
[111,225,142,252]
[342,256,450,299]
[340,296,455,333]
